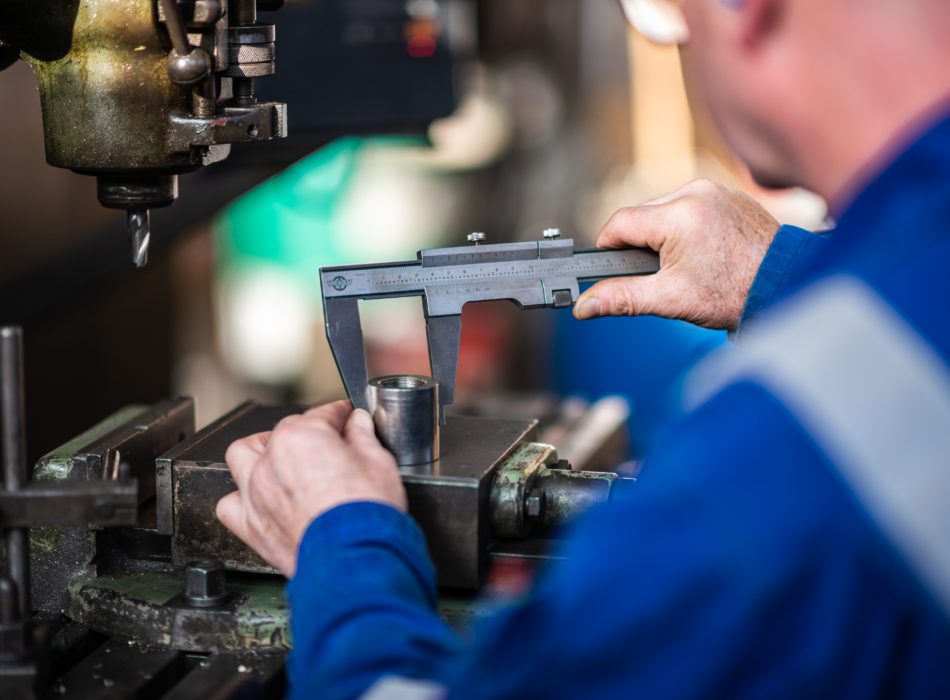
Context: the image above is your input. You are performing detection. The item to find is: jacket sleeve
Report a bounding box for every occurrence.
[738,224,827,332]
[286,501,462,700]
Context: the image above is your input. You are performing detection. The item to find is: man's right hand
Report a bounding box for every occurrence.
[573,179,780,332]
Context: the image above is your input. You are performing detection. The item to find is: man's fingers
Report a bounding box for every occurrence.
[573,274,671,320]
[344,408,382,452]
[302,400,352,434]
[215,491,246,540]
[224,432,269,492]
[216,492,295,578]
[596,201,676,252]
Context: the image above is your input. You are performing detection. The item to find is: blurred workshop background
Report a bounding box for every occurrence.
[0,0,826,467]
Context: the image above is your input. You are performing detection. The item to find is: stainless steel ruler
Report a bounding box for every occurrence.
[320,237,659,421]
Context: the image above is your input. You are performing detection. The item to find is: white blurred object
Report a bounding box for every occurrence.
[217,266,315,384]
[618,0,690,45]
[412,66,513,170]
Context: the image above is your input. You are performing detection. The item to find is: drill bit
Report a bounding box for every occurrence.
[128,209,150,267]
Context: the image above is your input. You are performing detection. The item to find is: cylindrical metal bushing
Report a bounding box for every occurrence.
[367,376,440,466]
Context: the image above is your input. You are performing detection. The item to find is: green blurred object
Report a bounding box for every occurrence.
[215,136,425,304]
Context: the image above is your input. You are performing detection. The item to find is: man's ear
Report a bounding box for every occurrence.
[731,0,783,49]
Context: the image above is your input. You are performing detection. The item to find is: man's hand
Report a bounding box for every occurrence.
[215,401,406,577]
[573,179,780,332]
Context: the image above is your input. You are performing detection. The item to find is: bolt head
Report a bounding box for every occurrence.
[466,232,486,244]
[184,559,228,607]
[542,228,561,240]
[525,489,545,520]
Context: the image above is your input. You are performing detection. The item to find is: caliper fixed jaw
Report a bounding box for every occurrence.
[322,296,461,425]
[323,296,372,413]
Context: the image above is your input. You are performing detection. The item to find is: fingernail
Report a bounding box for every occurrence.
[574,296,602,320]
[351,408,375,431]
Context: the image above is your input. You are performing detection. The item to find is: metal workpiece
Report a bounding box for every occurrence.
[368,376,440,466]
[321,237,659,420]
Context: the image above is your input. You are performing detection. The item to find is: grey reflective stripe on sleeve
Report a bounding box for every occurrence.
[360,676,447,700]
[687,275,950,614]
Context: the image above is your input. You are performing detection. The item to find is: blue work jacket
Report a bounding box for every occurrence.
[287,111,950,699]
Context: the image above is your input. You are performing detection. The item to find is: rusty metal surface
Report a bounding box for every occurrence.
[29,400,194,614]
[489,443,636,539]
[1,0,287,266]
[23,0,194,172]
[67,570,290,653]
[489,442,557,539]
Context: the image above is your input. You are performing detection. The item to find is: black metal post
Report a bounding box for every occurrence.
[0,327,30,625]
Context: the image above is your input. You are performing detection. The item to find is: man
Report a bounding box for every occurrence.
[216,0,950,697]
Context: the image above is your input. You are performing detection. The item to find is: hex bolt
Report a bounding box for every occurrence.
[466,232,486,245]
[184,560,229,608]
[525,487,545,521]
[542,228,561,240]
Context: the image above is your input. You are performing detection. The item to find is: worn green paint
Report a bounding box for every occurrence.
[30,405,146,564]
[66,567,484,653]
[80,571,182,604]
[68,571,293,652]
[29,525,66,555]
[33,404,147,481]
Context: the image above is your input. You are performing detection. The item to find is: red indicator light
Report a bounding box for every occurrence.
[407,34,437,58]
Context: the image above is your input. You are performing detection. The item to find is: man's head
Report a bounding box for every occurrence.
[624,0,950,207]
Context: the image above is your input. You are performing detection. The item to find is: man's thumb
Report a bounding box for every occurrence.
[345,408,381,447]
[573,275,665,320]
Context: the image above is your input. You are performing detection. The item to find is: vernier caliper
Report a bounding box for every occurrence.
[320,233,659,423]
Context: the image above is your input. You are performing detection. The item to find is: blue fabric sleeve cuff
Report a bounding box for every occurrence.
[295,500,426,567]
[738,224,821,333]
[291,500,436,603]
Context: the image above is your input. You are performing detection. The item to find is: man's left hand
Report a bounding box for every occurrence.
[215,401,407,577]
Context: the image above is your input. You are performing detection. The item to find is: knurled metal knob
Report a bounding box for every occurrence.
[467,232,486,245]
[184,560,229,608]
[542,228,561,240]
